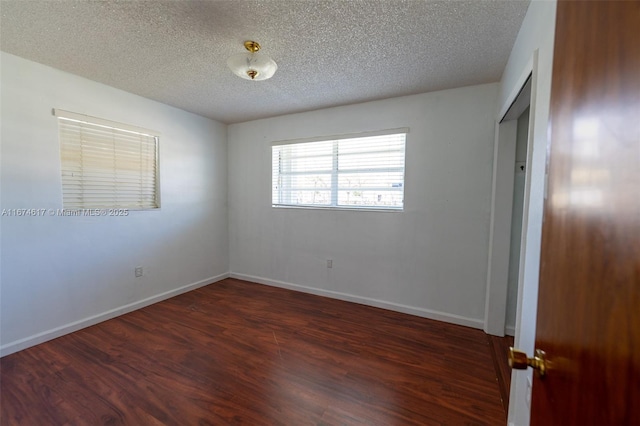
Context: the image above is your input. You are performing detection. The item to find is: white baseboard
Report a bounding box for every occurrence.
[0,272,230,357]
[230,273,484,330]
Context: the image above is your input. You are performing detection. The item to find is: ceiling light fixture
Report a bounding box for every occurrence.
[227,40,277,81]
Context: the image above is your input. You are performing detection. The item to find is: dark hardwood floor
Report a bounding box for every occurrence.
[1,278,505,425]
[487,334,515,414]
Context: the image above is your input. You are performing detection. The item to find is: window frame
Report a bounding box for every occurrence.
[271,128,408,212]
[54,109,161,210]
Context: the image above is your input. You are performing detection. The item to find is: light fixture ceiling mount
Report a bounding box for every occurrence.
[243,40,260,53]
[227,40,277,81]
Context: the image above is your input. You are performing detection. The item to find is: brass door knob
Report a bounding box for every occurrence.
[508,347,547,377]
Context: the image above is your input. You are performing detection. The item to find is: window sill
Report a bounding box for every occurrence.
[271,205,403,213]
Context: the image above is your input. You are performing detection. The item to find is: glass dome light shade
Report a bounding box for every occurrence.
[227,51,277,81]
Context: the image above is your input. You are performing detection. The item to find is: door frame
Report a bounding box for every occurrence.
[485,50,552,425]
[501,41,556,424]
[484,53,537,338]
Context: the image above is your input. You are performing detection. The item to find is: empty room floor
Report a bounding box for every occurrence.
[1,278,505,425]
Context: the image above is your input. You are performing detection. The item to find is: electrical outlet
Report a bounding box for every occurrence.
[135,266,143,277]
[326,259,333,269]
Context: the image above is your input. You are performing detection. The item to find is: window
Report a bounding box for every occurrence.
[272,129,407,210]
[55,109,160,209]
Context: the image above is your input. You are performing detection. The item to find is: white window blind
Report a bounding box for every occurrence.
[272,129,407,210]
[55,109,160,209]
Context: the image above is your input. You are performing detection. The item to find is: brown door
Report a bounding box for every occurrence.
[531,1,640,425]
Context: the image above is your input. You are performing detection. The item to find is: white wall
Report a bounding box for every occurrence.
[228,84,498,328]
[0,52,229,356]
[499,1,557,425]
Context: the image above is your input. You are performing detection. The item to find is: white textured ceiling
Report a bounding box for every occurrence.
[0,0,529,124]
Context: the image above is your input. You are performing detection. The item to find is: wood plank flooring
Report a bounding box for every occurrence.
[487,334,515,414]
[1,278,505,425]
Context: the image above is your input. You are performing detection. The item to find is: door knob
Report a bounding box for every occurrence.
[508,347,547,377]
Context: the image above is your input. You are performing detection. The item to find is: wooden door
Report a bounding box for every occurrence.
[531,1,640,424]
